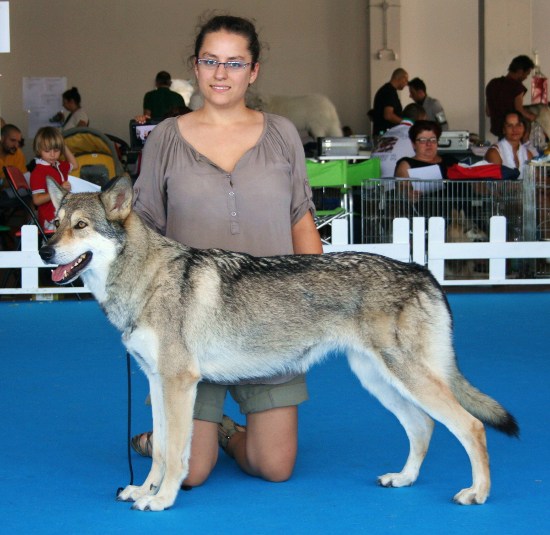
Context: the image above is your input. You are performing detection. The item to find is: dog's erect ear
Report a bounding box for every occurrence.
[100,176,133,221]
[46,176,68,211]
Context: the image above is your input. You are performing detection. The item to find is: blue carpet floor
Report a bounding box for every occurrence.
[1,292,548,534]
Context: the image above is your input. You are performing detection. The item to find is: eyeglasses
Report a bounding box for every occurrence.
[196,58,252,71]
[415,137,438,145]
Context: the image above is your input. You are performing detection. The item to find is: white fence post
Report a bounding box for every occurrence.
[412,217,425,265]
[489,216,507,281]
[20,225,40,290]
[331,218,349,245]
[427,218,445,280]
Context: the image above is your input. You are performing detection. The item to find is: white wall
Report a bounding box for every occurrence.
[400,0,479,133]
[0,0,369,157]
[1,0,548,159]
[532,0,550,93]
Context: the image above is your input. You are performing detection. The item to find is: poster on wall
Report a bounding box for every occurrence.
[23,76,67,138]
[0,2,9,53]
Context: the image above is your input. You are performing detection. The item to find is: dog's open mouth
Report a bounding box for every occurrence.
[51,252,92,284]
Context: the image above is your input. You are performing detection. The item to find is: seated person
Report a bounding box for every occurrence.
[484,110,534,179]
[371,103,427,178]
[0,124,27,194]
[60,87,89,131]
[394,120,457,200]
[30,127,78,231]
[395,120,457,178]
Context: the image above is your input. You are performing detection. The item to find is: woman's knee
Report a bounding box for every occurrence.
[257,453,296,482]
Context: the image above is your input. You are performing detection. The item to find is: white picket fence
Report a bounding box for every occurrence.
[2,218,550,296]
[0,225,89,296]
[325,216,550,286]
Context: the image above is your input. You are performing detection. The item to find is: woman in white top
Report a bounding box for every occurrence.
[60,87,89,131]
[484,110,534,178]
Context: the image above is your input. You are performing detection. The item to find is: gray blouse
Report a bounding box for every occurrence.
[133,113,315,257]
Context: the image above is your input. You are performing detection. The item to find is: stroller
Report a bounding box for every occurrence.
[62,127,127,186]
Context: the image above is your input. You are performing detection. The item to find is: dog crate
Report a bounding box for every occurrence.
[361,178,528,278]
[524,162,550,276]
[361,179,525,243]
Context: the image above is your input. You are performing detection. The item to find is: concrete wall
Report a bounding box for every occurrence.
[1,0,548,158]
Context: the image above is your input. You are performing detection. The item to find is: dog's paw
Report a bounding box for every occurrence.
[453,486,488,505]
[131,493,175,512]
[116,483,156,502]
[377,472,415,488]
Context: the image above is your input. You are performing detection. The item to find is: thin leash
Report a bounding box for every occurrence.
[117,351,134,496]
[116,350,193,494]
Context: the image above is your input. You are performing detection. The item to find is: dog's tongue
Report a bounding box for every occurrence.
[51,263,71,282]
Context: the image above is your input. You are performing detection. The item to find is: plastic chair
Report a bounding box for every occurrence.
[306,158,381,244]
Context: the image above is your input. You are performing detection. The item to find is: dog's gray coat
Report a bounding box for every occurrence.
[39,176,518,511]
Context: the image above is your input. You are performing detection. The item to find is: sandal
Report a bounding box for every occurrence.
[130,431,193,491]
[217,415,246,458]
[131,431,153,457]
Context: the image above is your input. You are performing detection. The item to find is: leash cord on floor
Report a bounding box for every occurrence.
[125,351,134,486]
[117,351,134,497]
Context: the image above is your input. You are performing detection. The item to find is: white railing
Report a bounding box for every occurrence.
[2,219,550,296]
[0,225,90,295]
[323,217,411,262]
[426,216,550,286]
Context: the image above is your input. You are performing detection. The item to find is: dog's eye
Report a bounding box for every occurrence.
[75,221,87,230]
[54,219,60,228]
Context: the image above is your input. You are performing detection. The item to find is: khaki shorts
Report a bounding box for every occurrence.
[193,375,309,423]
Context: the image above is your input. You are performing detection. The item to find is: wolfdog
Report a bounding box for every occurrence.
[445,209,489,279]
[39,176,518,511]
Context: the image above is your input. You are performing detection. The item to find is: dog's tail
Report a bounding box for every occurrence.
[450,372,520,437]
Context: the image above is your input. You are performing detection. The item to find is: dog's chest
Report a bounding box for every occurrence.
[122,326,159,373]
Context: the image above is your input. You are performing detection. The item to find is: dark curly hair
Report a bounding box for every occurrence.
[62,87,82,105]
[408,120,442,143]
[193,15,261,64]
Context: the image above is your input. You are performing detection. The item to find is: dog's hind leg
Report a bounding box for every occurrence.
[347,350,434,488]
[396,360,491,505]
[132,372,199,511]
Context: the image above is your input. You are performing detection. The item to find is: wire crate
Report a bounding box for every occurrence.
[361,179,525,244]
[525,162,550,239]
[524,163,550,276]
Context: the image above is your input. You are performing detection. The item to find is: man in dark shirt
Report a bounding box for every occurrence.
[486,55,537,138]
[371,68,409,137]
[143,71,188,120]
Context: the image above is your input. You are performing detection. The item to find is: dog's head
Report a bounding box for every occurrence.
[39,176,133,285]
[446,209,488,243]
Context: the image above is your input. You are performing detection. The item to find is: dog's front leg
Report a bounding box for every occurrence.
[118,373,166,503]
[132,373,199,511]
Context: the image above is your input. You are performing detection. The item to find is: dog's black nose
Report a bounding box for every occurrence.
[39,245,55,262]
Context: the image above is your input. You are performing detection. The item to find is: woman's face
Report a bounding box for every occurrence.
[63,98,77,112]
[194,30,259,108]
[413,129,439,161]
[502,114,525,144]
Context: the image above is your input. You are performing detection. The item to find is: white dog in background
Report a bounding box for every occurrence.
[171,79,195,107]
[189,89,342,140]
